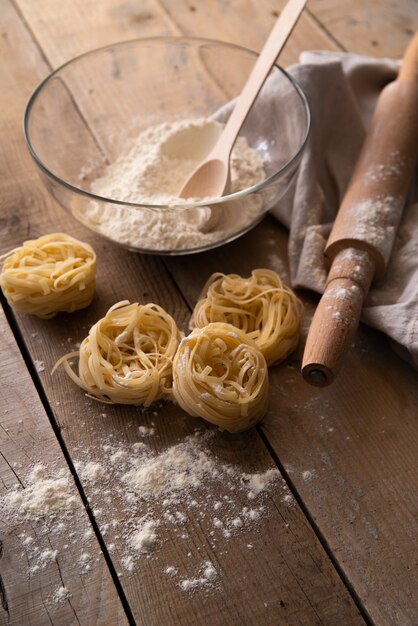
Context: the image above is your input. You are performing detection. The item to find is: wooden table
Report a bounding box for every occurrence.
[1,2,417,625]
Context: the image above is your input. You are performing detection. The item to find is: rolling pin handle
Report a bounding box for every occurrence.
[302,31,418,386]
[398,30,418,82]
[302,248,375,386]
[303,366,332,387]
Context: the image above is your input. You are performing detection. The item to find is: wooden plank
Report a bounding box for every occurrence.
[169,222,418,615]
[12,0,178,65]
[12,0,337,68]
[165,216,418,624]
[147,3,418,623]
[150,0,338,66]
[266,319,418,626]
[0,306,129,625]
[1,0,366,623]
[307,0,418,58]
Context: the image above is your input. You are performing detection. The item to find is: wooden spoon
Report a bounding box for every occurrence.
[178,0,307,200]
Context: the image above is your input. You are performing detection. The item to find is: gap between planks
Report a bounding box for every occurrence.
[1,292,137,626]
[256,426,373,626]
[1,1,382,620]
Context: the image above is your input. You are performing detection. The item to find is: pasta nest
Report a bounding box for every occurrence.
[190,268,303,365]
[54,300,182,406]
[0,233,96,318]
[172,322,269,433]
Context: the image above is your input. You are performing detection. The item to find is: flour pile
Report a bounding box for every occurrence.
[0,462,98,595]
[1,428,292,595]
[77,118,265,251]
[1,464,77,519]
[72,428,293,591]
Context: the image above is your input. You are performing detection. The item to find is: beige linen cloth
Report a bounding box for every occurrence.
[271,51,418,368]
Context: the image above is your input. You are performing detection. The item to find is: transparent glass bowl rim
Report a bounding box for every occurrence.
[23,36,311,213]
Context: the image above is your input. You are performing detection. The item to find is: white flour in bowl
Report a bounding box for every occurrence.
[76,118,265,252]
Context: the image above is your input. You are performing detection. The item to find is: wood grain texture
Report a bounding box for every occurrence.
[0,305,128,626]
[142,8,418,623]
[268,334,418,626]
[0,0,366,624]
[2,0,418,624]
[307,0,418,57]
[158,0,337,65]
[12,0,338,68]
[166,219,418,625]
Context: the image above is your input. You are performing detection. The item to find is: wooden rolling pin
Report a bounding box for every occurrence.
[302,31,418,386]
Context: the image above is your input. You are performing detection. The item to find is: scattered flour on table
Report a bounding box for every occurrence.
[244,468,279,499]
[179,560,218,592]
[75,461,105,482]
[1,427,290,596]
[79,552,94,573]
[121,436,223,498]
[71,427,291,591]
[38,548,58,568]
[0,464,77,519]
[138,425,155,437]
[77,118,265,251]
[52,586,72,604]
[128,519,159,554]
[34,359,45,373]
[0,463,99,589]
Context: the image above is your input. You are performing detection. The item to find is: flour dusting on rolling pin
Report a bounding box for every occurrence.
[302,32,418,386]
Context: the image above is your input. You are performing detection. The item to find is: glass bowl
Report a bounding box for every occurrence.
[24,37,310,255]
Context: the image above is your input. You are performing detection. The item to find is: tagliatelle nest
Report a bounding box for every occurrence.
[190,268,303,365]
[0,233,96,318]
[172,322,269,433]
[53,300,182,406]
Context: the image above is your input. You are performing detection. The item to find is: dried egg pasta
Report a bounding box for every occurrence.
[173,322,268,433]
[54,300,182,406]
[191,269,302,365]
[0,233,96,318]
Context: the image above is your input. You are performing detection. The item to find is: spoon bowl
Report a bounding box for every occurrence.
[179,158,231,199]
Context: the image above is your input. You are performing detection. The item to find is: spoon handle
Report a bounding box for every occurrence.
[213,0,307,157]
